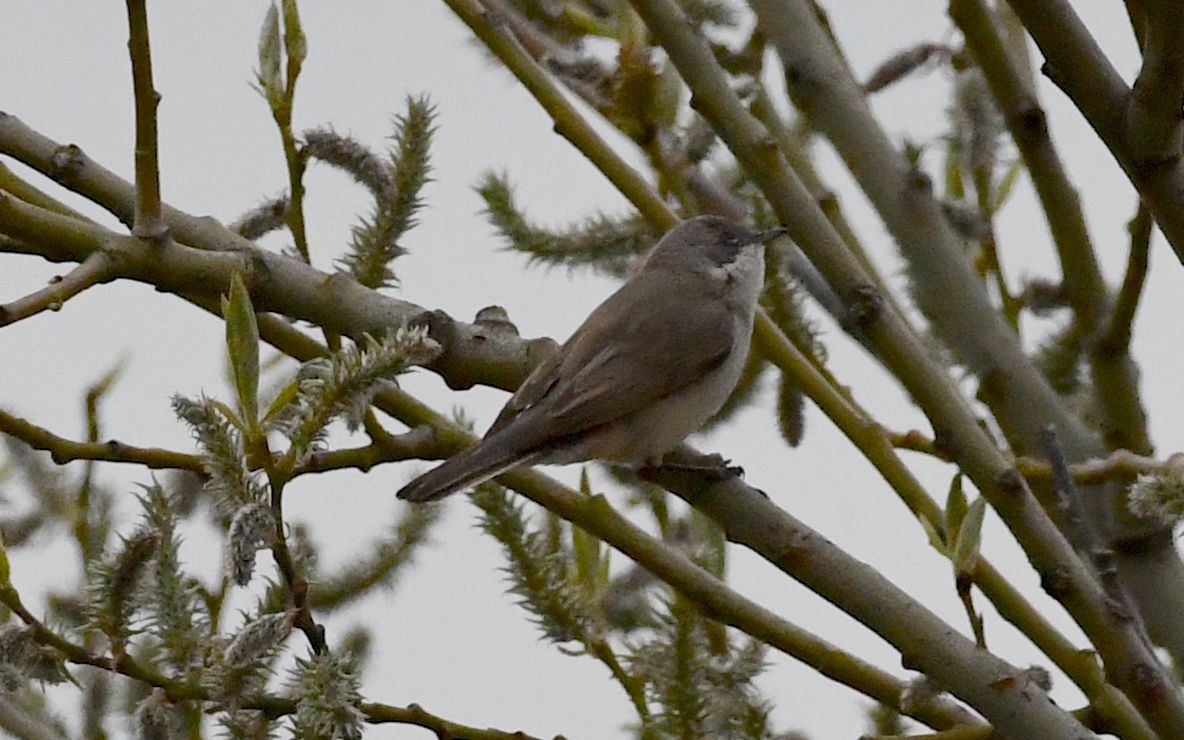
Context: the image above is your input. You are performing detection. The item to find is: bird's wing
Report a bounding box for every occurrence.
[486,270,734,447]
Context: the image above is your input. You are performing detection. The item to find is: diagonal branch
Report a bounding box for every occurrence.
[1127,0,1184,164]
[1100,203,1153,357]
[951,0,1150,456]
[1004,0,1184,265]
[0,252,115,327]
[649,445,1155,740]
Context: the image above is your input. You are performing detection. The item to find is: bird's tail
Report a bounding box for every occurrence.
[396,435,539,502]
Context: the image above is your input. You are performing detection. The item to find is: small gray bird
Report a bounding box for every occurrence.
[397,215,784,502]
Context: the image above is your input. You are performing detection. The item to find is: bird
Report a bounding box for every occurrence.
[397,215,785,502]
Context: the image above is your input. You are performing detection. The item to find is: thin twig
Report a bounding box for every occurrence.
[1038,427,1150,640]
[124,0,167,242]
[0,408,203,472]
[1100,202,1153,355]
[266,474,327,655]
[889,427,1171,484]
[0,253,114,327]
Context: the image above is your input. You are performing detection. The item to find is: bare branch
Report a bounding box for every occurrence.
[0,408,202,472]
[1128,0,1184,163]
[951,0,1150,455]
[646,446,1078,739]
[124,0,167,242]
[1101,203,1153,358]
[1004,0,1184,265]
[0,252,114,327]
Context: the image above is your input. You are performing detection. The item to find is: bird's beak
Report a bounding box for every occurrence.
[747,226,788,245]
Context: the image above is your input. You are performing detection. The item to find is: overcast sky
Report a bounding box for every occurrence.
[2,2,1180,738]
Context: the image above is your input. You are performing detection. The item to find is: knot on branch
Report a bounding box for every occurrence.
[841,283,882,331]
[1009,99,1049,141]
[49,144,85,185]
[473,305,520,338]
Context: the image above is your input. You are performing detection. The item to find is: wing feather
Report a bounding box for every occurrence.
[485,270,733,450]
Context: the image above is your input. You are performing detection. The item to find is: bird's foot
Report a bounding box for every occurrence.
[640,455,743,483]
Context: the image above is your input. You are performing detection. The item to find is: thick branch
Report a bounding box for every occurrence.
[752,0,1089,460]
[648,449,1094,739]
[0,115,552,392]
[1128,0,1184,163]
[657,445,1155,740]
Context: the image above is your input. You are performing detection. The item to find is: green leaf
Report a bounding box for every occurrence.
[991,158,1025,213]
[945,473,967,538]
[261,377,301,425]
[919,512,948,556]
[256,4,283,110]
[952,496,987,577]
[222,273,260,435]
[206,398,245,432]
[281,0,306,86]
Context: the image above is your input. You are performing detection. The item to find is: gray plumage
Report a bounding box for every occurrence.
[397,215,783,502]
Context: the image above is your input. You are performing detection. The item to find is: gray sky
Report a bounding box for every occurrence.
[2,2,1180,738]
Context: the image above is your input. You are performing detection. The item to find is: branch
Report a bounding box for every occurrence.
[0,252,114,327]
[124,0,166,242]
[0,117,550,392]
[891,427,1172,485]
[1128,0,1184,164]
[644,448,1088,739]
[628,0,1184,734]
[1100,203,1153,357]
[1004,0,1184,265]
[0,408,202,472]
[0,404,442,479]
[0,42,1165,735]
[0,161,89,221]
[950,0,1151,458]
[752,0,1096,462]
[439,0,675,231]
